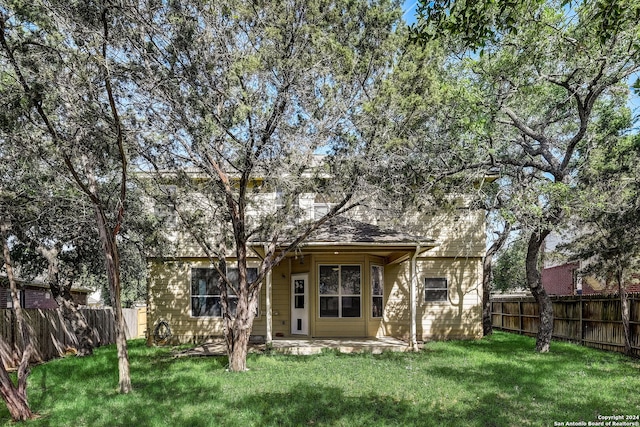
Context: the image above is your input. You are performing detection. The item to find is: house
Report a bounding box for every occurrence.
[541,231,640,296]
[0,274,89,309]
[146,179,486,347]
[541,262,579,296]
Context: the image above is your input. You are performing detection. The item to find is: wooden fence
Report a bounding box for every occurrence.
[122,306,147,339]
[0,308,116,369]
[491,294,640,357]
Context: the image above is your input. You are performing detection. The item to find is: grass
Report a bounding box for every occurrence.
[1,331,639,426]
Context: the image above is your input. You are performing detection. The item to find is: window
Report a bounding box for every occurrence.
[313,194,334,220]
[191,267,258,317]
[424,278,448,302]
[371,265,384,318]
[319,265,361,317]
[5,290,24,308]
[155,185,178,227]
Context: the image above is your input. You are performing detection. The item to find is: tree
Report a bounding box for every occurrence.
[493,237,528,293]
[0,153,37,420]
[0,1,142,392]
[414,0,640,352]
[566,131,640,356]
[136,0,406,371]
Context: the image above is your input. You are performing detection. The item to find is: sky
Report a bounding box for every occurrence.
[402,1,419,25]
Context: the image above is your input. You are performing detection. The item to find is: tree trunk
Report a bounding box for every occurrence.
[617,274,632,356]
[226,261,258,372]
[0,229,36,421]
[227,294,256,372]
[57,298,95,357]
[228,324,251,372]
[526,230,553,352]
[482,223,512,336]
[482,259,494,336]
[37,245,95,356]
[95,208,131,393]
[0,363,33,422]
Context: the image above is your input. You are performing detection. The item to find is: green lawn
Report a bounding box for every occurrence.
[2,331,639,426]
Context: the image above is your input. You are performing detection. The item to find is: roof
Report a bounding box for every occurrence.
[0,274,91,294]
[305,217,433,245]
[250,217,436,264]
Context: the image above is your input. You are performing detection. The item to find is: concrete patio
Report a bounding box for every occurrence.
[175,336,412,357]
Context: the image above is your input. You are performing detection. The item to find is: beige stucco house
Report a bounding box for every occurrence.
[146,183,486,347]
[147,212,485,347]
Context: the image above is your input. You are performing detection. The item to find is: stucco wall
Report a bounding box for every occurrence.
[383,257,483,341]
[148,253,483,344]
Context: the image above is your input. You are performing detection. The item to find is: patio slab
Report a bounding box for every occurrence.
[174,336,411,357]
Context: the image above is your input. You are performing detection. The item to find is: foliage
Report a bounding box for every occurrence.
[493,237,528,292]
[135,0,418,371]
[567,132,640,288]
[412,0,640,53]
[1,334,639,425]
[418,0,640,352]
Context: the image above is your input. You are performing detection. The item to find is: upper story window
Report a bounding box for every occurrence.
[313,194,334,220]
[319,265,361,318]
[424,277,448,302]
[155,185,178,227]
[191,267,258,317]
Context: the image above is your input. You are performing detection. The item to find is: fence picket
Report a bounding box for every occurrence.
[492,294,640,357]
[0,308,117,369]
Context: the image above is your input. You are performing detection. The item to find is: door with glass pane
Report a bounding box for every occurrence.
[291,273,309,335]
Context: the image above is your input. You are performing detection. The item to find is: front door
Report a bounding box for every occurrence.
[291,273,309,335]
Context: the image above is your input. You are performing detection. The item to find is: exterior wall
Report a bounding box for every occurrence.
[147,183,487,343]
[542,262,578,295]
[0,286,88,309]
[147,258,267,344]
[400,208,486,258]
[149,253,484,343]
[382,257,483,341]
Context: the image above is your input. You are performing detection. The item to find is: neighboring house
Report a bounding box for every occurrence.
[0,274,89,309]
[147,181,486,346]
[541,262,579,296]
[541,230,640,295]
[542,261,640,296]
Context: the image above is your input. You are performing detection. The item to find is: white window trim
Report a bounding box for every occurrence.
[318,264,362,318]
[424,277,448,303]
[371,265,384,318]
[190,266,259,318]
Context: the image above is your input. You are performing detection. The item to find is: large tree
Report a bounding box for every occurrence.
[0,149,37,420]
[136,0,407,371]
[567,127,640,355]
[0,1,143,392]
[414,0,640,352]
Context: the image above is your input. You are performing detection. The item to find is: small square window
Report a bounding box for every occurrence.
[424,278,448,302]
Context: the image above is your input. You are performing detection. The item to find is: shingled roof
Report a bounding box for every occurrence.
[306,216,433,245]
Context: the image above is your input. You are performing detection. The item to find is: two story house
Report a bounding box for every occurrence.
[146,174,486,347]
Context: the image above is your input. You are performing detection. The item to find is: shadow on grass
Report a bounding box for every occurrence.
[228,383,518,427]
[2,334,638,426]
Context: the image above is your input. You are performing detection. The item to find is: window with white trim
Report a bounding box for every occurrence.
[319,265,361,317]
[155,185,178,227]
[371,265,384,317]
[424,277,448,302]
[191,268,258,317]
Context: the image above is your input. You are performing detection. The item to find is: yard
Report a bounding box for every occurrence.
[2,331,639,426]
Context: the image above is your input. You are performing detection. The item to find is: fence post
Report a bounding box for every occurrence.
[579,294,583,346]
[519,300,523,335]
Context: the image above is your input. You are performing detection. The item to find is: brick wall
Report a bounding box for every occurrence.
[541,262,578,295]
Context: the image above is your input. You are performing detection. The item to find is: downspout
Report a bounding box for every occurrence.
[265,245,273,344]
[410,244,421,351]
